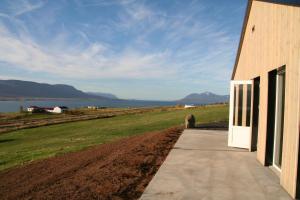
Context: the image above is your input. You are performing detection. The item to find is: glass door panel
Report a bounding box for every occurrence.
[273,69,285,169]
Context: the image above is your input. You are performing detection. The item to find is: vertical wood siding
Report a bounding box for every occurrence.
[233,1,300,197]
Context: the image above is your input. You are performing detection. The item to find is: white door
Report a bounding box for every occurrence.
[228,80,253,149]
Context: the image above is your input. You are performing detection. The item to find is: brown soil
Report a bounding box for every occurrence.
[0,127,183,200]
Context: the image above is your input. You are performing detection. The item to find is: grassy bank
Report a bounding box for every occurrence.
[0,104,228,171]
[0,107,181,134]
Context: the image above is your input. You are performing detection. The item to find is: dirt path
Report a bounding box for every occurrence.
[0,127,183,200]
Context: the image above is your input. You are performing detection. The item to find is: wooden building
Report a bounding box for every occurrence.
[228,0,300,198]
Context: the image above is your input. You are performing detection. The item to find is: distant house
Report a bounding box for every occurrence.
[184,104,196,109]
[27,106,68,113]
[87,106,107,110]
[46,106,68,113]
[87,106,98,110]
[27,106,39,112]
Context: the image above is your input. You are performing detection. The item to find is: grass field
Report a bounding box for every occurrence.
[0,107,182,134]
[0,104,228,171]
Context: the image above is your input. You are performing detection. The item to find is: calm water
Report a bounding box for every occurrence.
[0,99,176,113]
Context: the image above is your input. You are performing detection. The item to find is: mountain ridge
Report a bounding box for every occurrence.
[86,92,118,99]
[0,80,229,105]
[0,80,108,99]
[177,92,229,105]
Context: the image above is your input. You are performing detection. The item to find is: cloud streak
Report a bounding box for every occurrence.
[0,23,176,79]
[7,0,46,17]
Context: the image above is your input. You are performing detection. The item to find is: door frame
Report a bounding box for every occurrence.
[272,67,286,172]
[250,77,260,152]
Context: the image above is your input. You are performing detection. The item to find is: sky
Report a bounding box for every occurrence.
[0,0,247,100]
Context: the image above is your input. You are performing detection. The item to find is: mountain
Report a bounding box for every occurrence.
[0,80,228,106]
[86,92,118,99]
[177,92,229,105]
[0,80,107,99]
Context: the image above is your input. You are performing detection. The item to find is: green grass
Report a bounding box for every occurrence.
[0,105,228,171]
[0,112,59,122]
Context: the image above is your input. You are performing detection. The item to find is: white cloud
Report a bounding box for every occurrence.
[0,0,240,98]
[0,22,176,79]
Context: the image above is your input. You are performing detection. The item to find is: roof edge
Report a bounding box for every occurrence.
[255,0,300,7]
[231,0,300,80]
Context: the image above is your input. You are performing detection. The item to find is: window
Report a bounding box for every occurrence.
[274,67,285,169]
[233,83,252,127]
[233,86,237,125]
[246,84,252,126]
[238,85,243,126]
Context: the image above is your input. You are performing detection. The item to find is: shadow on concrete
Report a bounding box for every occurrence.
[173,147,247,152]
[195,121,228,130]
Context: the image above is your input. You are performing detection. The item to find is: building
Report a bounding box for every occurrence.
[46,106,68,114]
[87,106,97,110]
[228,0,300,198]
[184,104,196,109]
[27,106,68,113]
[27,106,39,112]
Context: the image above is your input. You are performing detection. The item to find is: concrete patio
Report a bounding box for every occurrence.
[140,129,292,200]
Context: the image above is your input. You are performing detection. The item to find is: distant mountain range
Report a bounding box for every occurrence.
[0,80,228,105]
[86,92,118,99]
[177,92,229,105]
[0,80,111,99]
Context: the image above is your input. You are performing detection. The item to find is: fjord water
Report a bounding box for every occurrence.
[0,99,176,112]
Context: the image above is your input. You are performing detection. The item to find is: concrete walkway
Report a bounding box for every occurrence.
[140,129,292,200]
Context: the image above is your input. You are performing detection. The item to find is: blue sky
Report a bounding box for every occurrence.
[0,0,247,100]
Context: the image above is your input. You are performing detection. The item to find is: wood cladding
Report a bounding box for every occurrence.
[232,0,300,198]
